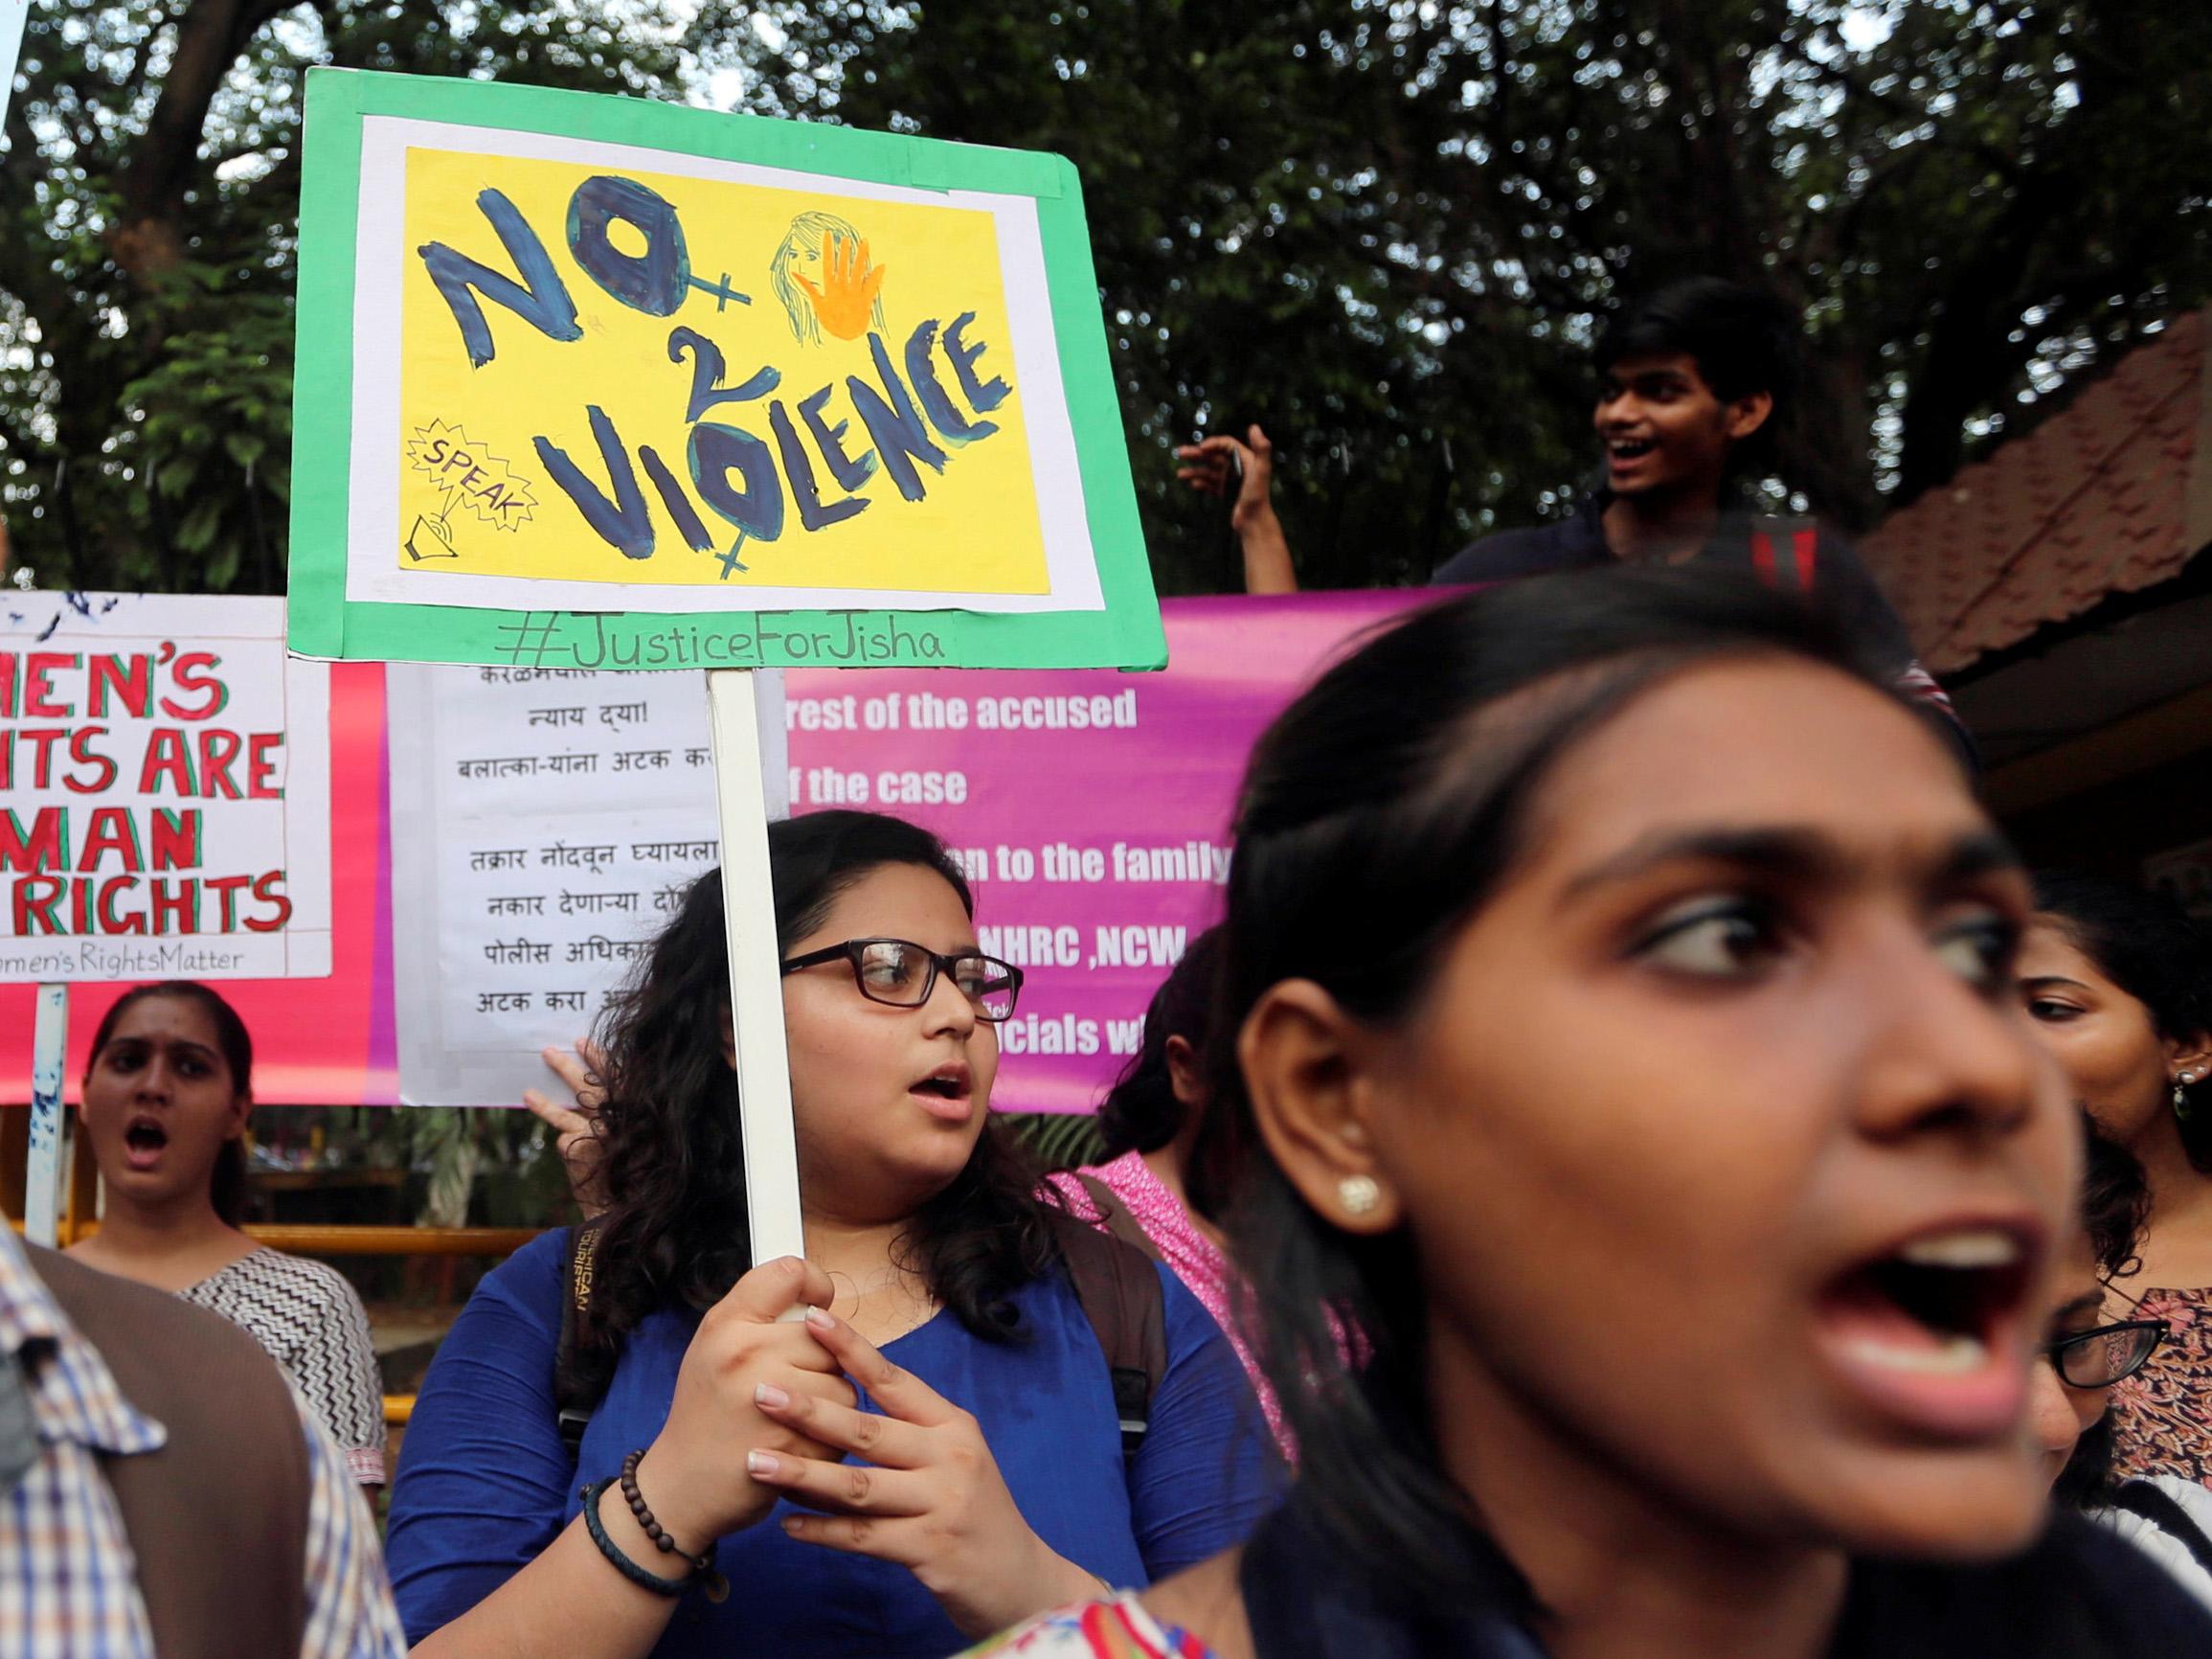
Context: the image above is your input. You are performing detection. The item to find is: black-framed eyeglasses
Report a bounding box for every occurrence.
[779,938,1025,1023]
[2043,1319,2168,1389]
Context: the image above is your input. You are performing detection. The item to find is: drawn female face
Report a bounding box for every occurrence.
[779,862,999,1224]
[778,226,826,278]
[2016,923,2180,1151]
[772,217,864,341]
[772,229,811,286]
[1354,657,2071,1558]
[79,994,248,1215]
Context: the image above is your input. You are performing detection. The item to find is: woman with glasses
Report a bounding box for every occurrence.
[2020,875,2212,1487]
[386,810,1275,1659]
[2037,1119,2212,1607]
[965,569,2206,1659]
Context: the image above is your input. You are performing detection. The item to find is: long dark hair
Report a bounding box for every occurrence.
[1203,566,1909,1595]
[1095,925,1227,1160]
[2054,1115,2153,1508]
[85,981,253,1226]
[2032,872,2212,1171]
[582,810,1056,1377]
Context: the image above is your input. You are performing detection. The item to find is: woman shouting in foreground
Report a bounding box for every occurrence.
[971,568,2211,1659]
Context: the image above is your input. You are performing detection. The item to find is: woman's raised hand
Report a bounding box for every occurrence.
[524,1039,609,1218]
[635,1258,858,1552]
[750,1305,1103,1637]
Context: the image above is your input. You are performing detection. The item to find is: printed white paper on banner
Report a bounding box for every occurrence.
[0,594,333,982]
[388,664,786,1104]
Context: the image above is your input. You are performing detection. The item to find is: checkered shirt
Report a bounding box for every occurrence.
[0,1227,405,1658]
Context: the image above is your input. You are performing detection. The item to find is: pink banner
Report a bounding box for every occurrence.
[785,590,1428,1113]
[3,594,1428,1116]
[0,662,396,1106]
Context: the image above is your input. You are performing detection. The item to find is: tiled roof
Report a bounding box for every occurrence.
[1860,310,2212,674]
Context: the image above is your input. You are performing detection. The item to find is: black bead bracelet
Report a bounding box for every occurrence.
[579,1467,730,1604]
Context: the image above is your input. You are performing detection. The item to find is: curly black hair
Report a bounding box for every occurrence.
[2053,1115,2154,1510]
[2082,1117,2153,1285]
[576,811,1058,1394]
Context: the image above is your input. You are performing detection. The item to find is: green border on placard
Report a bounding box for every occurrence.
[287,70,1164,671]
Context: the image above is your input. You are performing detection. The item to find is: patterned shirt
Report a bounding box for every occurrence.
[180,1248,388,1485]
[0,1225,406,1658]
[961,1594,1214,1658]
[2110,1284,2212,1486]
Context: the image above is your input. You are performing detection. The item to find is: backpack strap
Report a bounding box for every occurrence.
[29,1245,310,1659]
[554,1221,606,1458]
[1747,517,1819,593]
[1049,1204,1167,1464]
[2110,1480,2212,1579]
[1073,1171,1163,1262]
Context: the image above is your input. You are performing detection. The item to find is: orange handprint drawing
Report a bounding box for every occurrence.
[771,213,888,345]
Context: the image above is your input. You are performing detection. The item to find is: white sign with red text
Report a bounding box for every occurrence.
[0,594,332,982]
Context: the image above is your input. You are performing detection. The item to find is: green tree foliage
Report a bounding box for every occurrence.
[806,0,2212,584]
[0,0,735,591]
[4,1,2208,595]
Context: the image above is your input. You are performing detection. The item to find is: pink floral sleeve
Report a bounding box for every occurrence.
[960,1595,1218,1658]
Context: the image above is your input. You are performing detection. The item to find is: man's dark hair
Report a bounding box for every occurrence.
[1595,279,1799,472]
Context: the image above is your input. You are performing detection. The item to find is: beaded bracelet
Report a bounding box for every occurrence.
[622,1450,731,1602]
[578,1473,731,1603]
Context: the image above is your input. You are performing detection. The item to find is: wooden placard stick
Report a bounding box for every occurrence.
[705,669,804,1272]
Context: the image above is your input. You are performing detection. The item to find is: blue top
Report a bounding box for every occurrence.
[388,1230,1278,1657]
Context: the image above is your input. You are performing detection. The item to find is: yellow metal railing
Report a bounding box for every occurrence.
[250,1223,544,1258]
[14,1218,542,1256]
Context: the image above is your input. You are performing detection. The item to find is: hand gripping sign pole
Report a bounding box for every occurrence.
[706,669,804,1267]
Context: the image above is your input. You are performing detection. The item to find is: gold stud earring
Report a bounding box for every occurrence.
[1338,1174,1383,1217]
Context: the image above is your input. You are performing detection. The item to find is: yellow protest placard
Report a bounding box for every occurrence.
[397,148,1049,596]
[293,73,1163,670]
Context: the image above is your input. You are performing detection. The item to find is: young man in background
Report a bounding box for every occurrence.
[1433,278,1957,734]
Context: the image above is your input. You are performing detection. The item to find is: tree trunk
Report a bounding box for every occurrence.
[1890,170,2070,506]
[1787,340,1882,533]
[110,0,297,285]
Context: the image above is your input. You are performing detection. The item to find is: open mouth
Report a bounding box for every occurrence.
[1814,1224,2039,1440]
[909,1063,974,1121]
[122,1116,169,1170]
[1607,437,1657,462]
